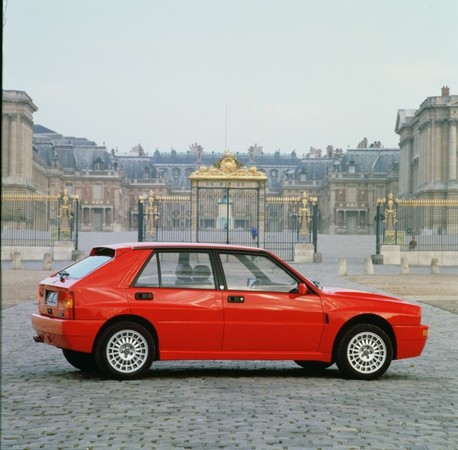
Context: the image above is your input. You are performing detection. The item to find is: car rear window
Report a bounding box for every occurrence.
[63,255,113,279]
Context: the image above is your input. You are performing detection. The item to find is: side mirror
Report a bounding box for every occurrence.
[297,283,308,296]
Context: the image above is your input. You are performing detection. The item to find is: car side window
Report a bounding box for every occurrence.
[134,251,215,289]
[134,253,160,286]
[220,252,298,293]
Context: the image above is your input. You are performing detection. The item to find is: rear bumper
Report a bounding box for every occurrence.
[394,324,429,359]
[31,313,104,353]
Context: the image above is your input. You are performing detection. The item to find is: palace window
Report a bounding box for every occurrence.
[93,157,104,171]
[93,184,103,200]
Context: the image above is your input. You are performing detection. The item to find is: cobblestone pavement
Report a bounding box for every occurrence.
[2,234,458,449]
[2,299,458,449]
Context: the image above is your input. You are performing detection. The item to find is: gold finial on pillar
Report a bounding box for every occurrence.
[58,189,72,240]
[146,190,159,240]
[383,193,397,244]
[298,191,312,241]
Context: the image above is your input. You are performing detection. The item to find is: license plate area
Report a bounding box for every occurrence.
[45,291,58,307]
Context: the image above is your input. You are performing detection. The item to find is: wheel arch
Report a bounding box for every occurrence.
[92,315,160,360]
[332,314,397,361]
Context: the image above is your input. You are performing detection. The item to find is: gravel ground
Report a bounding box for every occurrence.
[347,273,458,314]
[1,268,457,314]
[1,269,54,309]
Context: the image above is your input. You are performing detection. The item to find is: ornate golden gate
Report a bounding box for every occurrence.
[138,153,302,260]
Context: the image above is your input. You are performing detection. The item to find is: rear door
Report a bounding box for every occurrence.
[218,251,325,353]
[127,250,224,353]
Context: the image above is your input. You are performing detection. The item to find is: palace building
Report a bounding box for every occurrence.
[4,87,457,265]
[396,85,458,200]
[17,88,458,241]
[3,89,403,236]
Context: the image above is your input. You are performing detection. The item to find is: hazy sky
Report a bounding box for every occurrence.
[3,0,457,155]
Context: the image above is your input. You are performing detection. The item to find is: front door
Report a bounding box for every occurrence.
[219,251,324,353]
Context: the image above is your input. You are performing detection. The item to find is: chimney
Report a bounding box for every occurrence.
[441,85,450,97]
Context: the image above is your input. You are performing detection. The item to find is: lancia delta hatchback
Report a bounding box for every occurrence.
[32,243,428,380]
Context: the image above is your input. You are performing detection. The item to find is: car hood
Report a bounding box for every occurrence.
[316,285,423,322]
[320,286,404,303]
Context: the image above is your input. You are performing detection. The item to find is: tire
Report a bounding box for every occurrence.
[294,361,332,371]
[94,321,155,380]
[62,349,97,372]
[335,324,393,380]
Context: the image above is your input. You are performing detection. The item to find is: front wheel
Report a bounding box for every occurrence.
[335,324,393,380]
[94,321,155,380]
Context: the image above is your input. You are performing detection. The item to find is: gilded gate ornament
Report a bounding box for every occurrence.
[58,189,72,240]
[190,152,267,180]
[298,191,312,240]
[145,190,159,240]
[383,193,398,244]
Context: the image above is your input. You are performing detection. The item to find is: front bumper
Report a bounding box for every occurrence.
[394,324,429,359]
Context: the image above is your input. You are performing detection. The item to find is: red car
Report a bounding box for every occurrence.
[32,243,428,380]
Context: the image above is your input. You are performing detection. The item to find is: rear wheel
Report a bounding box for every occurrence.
[94,321,155,380]
[62,349,97,372]
[335,323,393,380]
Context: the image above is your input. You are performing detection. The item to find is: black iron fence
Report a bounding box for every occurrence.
[137,191,318,261]
[263,196,300,260]
[1,193,79,248]
[375,197,458,252]
[138,193,192,243]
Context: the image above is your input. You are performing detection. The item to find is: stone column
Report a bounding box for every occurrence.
[449,119,457,181]
[421,123,427,186]
[430,120,435,185]
[424,121,430,186]
[406,137,413,195]
[9,114,18,176]
[2,114,11,177]
[399,139,405,195]
[433,120,442,183]
[400,137,413,196]
[418,125,424,189]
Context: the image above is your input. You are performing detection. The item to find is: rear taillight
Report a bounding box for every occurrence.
[38,285,45,303]
[57,291,74,319]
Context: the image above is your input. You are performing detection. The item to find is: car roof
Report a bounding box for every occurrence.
[92,242,265,252]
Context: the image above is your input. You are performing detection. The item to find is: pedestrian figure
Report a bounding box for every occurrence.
[251,226,258,241]
[409,236,417,251]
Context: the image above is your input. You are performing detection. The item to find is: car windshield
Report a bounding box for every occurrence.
[59,255,112,279]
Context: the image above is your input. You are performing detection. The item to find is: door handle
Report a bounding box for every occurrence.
[227,295,245,303]
[135,292,153,300]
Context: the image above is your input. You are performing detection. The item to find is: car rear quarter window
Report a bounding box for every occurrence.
[134,251,215,289]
